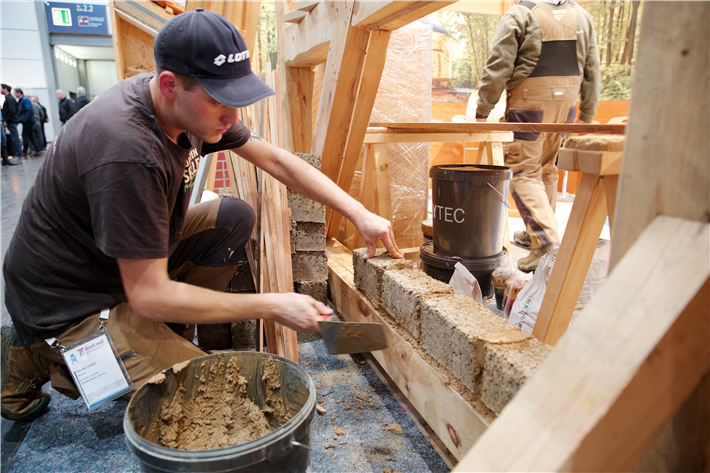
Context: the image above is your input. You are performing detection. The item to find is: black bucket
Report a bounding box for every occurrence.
[420,241,509,299]
[124,352,316,473]
[430,164,512,258]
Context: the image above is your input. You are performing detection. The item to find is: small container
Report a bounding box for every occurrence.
[492,269,514,310]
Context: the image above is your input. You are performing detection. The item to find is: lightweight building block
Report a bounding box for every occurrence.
[292,251,328,282]
[288,190,326,223]
[480,337,552,415]
[352,248,413,308]
[421,294,515,392]
[294,280,327,304]
[381,269,453,340]
[291,221,326,252]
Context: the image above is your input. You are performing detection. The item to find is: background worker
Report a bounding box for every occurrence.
[475,0,600,271]
[13,88,39,157]
[56,89,74,125]
[73,86,90,113]
[1,9,403,423]
[1,84,22,159]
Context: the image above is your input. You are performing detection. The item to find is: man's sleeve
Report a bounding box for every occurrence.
[578,14,601,123]
[475,12,524,117]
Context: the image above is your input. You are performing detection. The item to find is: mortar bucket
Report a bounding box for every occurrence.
[430,164,512,258]
[124,352,316,473]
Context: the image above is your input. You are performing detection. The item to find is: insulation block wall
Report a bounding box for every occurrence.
[352,249,552,417]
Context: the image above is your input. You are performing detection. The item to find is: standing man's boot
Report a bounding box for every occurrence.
[1,325,50,422]
[1,144,18,166]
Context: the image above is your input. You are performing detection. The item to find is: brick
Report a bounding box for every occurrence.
[352,248,413,308]
[291,222,326,252]
[287,190,325,223]
[292,251,328,282]
[480,337,552,414]
[421,294,515,392]
[294,152,322,170]
[294,280,328,304]
[197,323,232,350]
[231,320,257,350]
[382,269,453,340]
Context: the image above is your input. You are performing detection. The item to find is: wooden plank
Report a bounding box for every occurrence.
[283,66,313,153]
[296,0,319,12]
[443,0,515,15]
[368,122,626,135]
[373,144,392,222]
[327,241,491,459]
[311,0,368,177]
[108,1,127,81]
[284,10,308,23]
[557,149,623,175]
[604,175,618,238]
[531,173,609,346]
[454,216,710,472]
[282,0,338,67]
[326,29,392,238]
[610,2,709,270]
[351,1,457,31]
[363,131,513,144]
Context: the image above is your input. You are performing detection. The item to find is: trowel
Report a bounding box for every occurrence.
[318,317,387,355]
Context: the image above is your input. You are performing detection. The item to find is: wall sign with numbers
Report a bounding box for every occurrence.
[44,1,109,35]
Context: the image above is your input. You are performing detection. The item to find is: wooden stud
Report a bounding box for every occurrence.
[296,0,319,12]
[532,172,608,346]
[454,216,710,472]
[351,1,458,31]
[284,10,308,23]
[609,2,709,270]
[364,131,513,144]
[368,122,626,135]
[325,29,392,238]
[373,144,392,223]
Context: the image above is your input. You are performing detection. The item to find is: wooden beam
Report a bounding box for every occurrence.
[282,0,338,67]
[283,10,307,23]
[443,1,516,16]
[326,29,392,238]
[610,2,709,270]
[363,131,513,144]
[557,149,623,176]
[351,1,457,31]
[368,122,626,134]
[296,0,320,12]
[327,239,491,459]
[310,0,368,173]
[454,215,710,472]
[531,173,609,346]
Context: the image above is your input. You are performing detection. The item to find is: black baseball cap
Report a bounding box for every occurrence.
[154,8,275,108]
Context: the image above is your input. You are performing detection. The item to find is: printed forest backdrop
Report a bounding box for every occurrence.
[253,1,642,102]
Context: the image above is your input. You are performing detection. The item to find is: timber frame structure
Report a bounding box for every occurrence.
[107,1,709,470]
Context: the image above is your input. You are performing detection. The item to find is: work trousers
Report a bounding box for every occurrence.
[4,197,255,403]
[21,121,39,155]
[5,122,21,158]
[504,76,580,248]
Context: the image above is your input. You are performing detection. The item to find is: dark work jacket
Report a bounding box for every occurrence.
[58,97,74,123]
[2,93,18,123]
[73,95,90,113]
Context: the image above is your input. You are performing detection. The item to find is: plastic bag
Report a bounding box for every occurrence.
[508,239,611,333]
[502,270,527,320]
[449,262,483,303]
[492,257,516,311]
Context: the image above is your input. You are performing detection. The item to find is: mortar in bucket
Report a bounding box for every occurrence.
[430,164,512,258]
[124,351,316,473]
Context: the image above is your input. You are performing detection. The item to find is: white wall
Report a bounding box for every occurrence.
[54,46,81,95]
[1,0,58,141]
[85,60,117,98]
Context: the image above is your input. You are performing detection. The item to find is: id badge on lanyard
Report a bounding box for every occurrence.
[46,309,134,410]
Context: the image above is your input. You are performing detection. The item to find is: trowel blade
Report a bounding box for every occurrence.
[318,321,387,355]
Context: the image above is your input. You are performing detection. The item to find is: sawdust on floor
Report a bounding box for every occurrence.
[156,356,291,450]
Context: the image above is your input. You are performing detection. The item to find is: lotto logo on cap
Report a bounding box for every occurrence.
[154,8,275,108]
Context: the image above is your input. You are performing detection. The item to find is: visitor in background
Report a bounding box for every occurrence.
[29,96,46,154]
[73,86,90,113]
[30,96,49,148]
[13,88,40,157]
[56,89,74,125]
[1,84,22,159]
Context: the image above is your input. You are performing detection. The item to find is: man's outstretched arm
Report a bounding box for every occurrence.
[234,135,404,260]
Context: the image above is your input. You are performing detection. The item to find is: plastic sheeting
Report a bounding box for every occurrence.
[339,24,433,250]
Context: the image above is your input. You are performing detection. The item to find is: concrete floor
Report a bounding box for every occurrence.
[0,151,450,472]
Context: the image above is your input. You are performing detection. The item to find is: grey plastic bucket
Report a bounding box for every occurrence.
[430,164,512,258]
[420,241,508,299]
[124,352,316,473]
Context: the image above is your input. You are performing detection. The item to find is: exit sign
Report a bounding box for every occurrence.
[44,2,108,35]
[51,7,72,26]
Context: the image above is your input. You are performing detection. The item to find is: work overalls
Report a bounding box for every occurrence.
[505,0,582,248]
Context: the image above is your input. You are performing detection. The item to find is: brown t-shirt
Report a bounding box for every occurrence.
[3,73,250,344]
